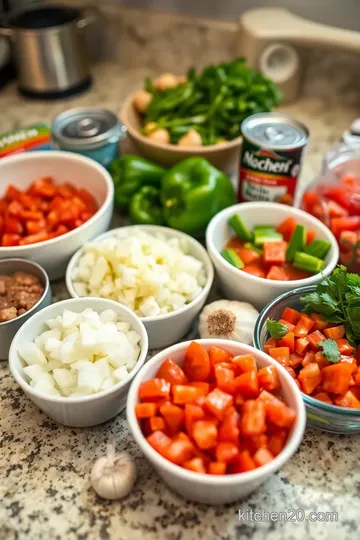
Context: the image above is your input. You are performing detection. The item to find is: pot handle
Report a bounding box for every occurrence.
[77,6,99,29]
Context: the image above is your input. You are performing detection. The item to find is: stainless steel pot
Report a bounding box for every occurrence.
[0,4,97,98]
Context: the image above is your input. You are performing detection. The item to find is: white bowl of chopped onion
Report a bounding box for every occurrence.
[9,297,148,427]
[66,225,214,349]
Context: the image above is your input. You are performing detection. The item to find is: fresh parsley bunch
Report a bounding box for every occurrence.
[300,266,360,346]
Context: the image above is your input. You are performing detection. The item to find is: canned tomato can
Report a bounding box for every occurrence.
[52,108,126,168]
[238,113,309,205]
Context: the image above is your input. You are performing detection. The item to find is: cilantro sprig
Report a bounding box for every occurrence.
[266,318,289,340]
[318,339,340,363]
[300,266,360,346]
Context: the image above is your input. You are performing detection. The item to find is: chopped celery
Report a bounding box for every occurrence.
[286,225,306,261]
[254,226,283,246]
[228,214,253,242]
[304,240,331,260]
[293,252,325,273]
[244,242,263,255]
[221,248,244,269]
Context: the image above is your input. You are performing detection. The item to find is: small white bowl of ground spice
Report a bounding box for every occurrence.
[0,258,51,359]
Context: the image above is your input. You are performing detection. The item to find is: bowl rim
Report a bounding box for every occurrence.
[121,93,243,152]
[0,150,114,251]
[126,338,306,486]
[8,297,149,404]
[206,201,339,288]
[65,224,214,323]
[0,258,50,327]
[253,284,360,417]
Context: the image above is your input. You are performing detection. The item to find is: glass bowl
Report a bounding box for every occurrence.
[253,285,360,434]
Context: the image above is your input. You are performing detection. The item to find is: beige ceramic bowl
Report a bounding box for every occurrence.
[120,93,242,170]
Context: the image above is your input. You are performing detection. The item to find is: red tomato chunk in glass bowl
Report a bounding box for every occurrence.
[264,307,360,409]
[300,172,360,273]
[134,342,298,476]
[0,177,98,247]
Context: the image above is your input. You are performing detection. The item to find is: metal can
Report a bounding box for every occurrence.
[238,113,309,205]
[52,108,126,168]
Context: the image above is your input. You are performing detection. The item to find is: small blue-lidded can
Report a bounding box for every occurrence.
[52,107,126,168]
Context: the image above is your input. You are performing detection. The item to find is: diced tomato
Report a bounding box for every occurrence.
[183,457,206,474]
[26,218,46,235]
[231,354,257,373]
[77,188,98,211]
[164,434,196,464]
[298,363,322,394]
[276,217,296,241]
[258,389,284,405]
[237,247,260,265]
[336,339,354,355]
[228,450,256,473]
[281,307,301,325]
[285,367,296,379]
[331,216,360,237]
[208,462,226,475]
[310,313,331,330]
[139,378,170,401]
[243,433,267,453]
[19,231,49,245]
[268,347,290,367]
[218,407,240,444]
[146,430,171,457]
[243,263,266,279]
[266,265,288,281]
[321,363,354,394]
[241,399,266,435]
[302,191,321,212]
[264,400,296,428]
[149,416,166,432]
[4,215,23,235]
[263,241,287,265]
[190,382,210,394]
[333,390,360,409]
[307,330,326,350]
[4,184,22,201]
[204,388,233,420]
[192,420,218,450]
[183,342,210,382]
[135,402,156,419]
[214,364,235,394]
[323,326,345,341]
[159,403,184,434]
[216,442,239,463]
[294,314,314,338]
[253,448,274,467]
[172,385,205,405]
[235,393,245,406]
[306,229,316,244]
[339,356,358,375]
[7,199,24,216]
[314,351,330,370]
[264,337,277,354]
[257,365,280,392]
[31,177,57,198]
[208,346,232,366]
[327,200,349,217]
[184,403,205,433]
[289,353,302,368]
[267,429,288,456]
[295,337,310,356]
[156,358,188,385]
[313,392,333,405]
[278,319,295,332]
[278,332,295,353]
[2,233,21,246]
[233,370,260,398]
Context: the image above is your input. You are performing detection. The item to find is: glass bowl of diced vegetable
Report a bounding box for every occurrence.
[253,271,360,434]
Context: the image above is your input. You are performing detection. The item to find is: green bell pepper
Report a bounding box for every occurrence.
[130,186,164,225]
[109,155,166,210]
[161,157,235,235]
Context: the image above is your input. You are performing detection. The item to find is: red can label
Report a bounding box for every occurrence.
[238,139,304,206]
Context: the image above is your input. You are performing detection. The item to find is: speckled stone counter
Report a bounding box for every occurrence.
[1,10,360,538]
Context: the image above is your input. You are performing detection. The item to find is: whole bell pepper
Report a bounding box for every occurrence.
[109,155,166,210]
[161,157,235,235]
[130,186,164,225]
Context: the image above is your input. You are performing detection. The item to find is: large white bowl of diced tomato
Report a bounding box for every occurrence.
[206,202,339,310]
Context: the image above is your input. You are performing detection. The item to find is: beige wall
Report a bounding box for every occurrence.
[106,0,360,31]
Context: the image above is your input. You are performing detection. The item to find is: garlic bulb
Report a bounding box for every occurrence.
[198,300,259,344]
[91,444,137,500]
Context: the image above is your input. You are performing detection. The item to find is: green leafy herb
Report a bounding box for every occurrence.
[300,265,360,346]
[318,339,341,364]
[142,58,282,145]
[266,318,288,340]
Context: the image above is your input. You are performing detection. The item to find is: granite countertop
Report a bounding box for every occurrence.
[1,58,360,540]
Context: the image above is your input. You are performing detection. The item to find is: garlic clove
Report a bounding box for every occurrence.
[91,447,137,500]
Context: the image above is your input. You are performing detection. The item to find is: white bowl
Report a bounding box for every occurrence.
[206,202,339,310]
[66,225,214,349]
[127,339,306,505]
[0,151,114,280]
[9,297,148,427]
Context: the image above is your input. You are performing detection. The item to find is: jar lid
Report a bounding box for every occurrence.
[52,107,126,150]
